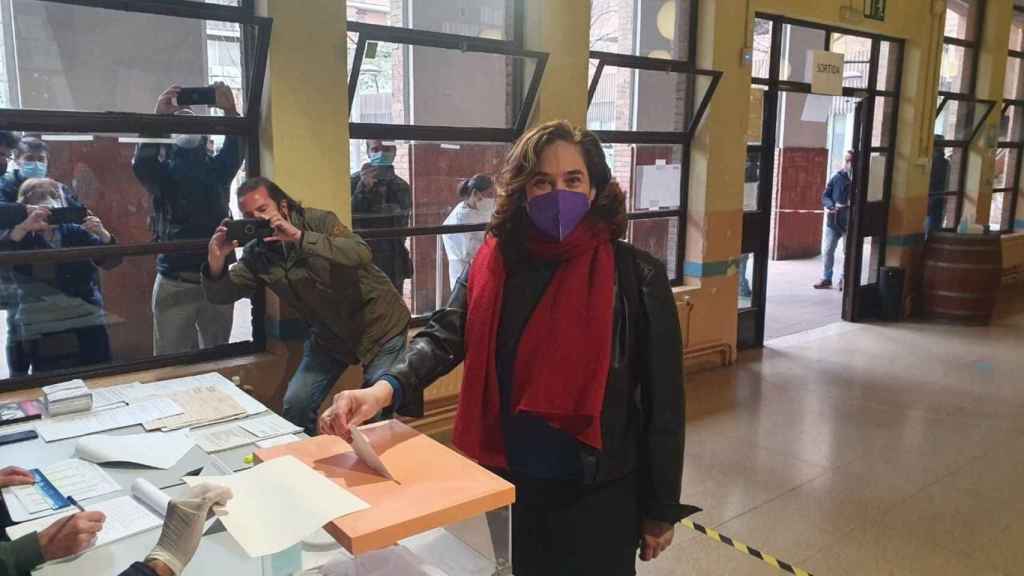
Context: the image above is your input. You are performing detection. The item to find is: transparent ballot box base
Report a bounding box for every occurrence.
[271,506,513,576]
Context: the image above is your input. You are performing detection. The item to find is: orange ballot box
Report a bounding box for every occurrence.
[254,419,516,555]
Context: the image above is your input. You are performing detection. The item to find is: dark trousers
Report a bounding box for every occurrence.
[506,472,641,576]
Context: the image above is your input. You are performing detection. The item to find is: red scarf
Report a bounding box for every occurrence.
[454,218,615,468]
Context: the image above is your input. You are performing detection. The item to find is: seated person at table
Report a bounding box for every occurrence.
[3,178,120,375]
[0,466,231,576]
[203,177,411,435]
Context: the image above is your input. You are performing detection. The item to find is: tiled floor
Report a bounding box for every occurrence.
[738,255,845,342]
[764,256,843,341]
[636,299,1024,576]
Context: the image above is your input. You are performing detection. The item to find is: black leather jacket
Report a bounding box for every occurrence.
[387,241,697,524]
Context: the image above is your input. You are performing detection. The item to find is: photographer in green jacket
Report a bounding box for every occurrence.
[202,177,410,434]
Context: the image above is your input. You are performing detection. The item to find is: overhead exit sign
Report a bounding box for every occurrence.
[865,0,885,21]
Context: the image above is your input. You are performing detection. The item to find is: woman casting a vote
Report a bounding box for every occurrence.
[321,120,696,575]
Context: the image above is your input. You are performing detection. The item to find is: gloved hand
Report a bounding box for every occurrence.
[144,483,233,575]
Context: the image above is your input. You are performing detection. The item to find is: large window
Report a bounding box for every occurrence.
[932,0,990,231]
[586,0,713,283]
[0,1,271,389]
[994,5,1024,231]
[346,2,545,319]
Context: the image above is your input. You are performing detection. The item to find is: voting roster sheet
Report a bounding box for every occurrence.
[2,459,121,522]
[6,479,171,550]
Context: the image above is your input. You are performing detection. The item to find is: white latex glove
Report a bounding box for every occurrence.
[145,483,233,575]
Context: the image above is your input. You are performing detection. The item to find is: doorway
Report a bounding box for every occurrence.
[738,15,904,349]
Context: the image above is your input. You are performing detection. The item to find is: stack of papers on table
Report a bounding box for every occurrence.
[36,398,184,442]
[6,478,171,549]
[183,455,369,557]
[42,380,93,416]
[92,372,266,417]
[143,385,246,431]
[1,458,121,522]
[190,413,302,453]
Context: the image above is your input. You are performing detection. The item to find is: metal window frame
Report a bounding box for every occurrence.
[996,100,1024,231]
[346,6,537,326]
[346,19,547,138]
[935,0,987,228]
[931,93,996,229]
[585,49,722,284]
[0,0,271,391]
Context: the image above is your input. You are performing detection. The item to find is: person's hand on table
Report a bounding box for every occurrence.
[319,381,394,439]
[639,519,674,562]
[38,511,107,561]
[145,483,233,576]
[0,466,34,488]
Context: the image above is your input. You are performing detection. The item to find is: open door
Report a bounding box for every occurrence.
[843,97,889,321]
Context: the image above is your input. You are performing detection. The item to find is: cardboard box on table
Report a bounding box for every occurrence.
[254,419,515,555]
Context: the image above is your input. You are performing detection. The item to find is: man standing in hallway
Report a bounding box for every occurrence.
[203,177,410,435]
[815,150,853,290]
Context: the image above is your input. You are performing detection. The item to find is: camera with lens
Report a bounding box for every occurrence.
[225,218,274,244]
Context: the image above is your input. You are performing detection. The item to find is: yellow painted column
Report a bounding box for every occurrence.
[257,0,351,224]
[523,0,589,127]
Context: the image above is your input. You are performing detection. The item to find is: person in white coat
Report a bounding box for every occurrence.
[442,174,496,289]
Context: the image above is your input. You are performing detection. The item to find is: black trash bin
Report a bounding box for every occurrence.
[879,266,905,322]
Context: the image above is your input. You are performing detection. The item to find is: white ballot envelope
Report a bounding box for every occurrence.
[351,425,397,482]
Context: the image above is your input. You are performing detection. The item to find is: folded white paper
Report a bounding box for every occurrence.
[184,455,369,557]
[351,426,396,481]
[76,429,195,469]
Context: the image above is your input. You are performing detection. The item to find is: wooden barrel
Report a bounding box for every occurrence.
[922,232,1002,324]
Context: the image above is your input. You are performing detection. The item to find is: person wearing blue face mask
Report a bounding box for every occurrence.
[133,83,243,356]
[0,137,83,207]
[323,120,695,575]
[350,140,412,290]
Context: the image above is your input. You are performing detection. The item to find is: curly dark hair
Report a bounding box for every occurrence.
[489,120,626,264]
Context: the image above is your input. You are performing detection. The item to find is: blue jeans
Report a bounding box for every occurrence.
[823,226,845,282]
[282,332,408,436]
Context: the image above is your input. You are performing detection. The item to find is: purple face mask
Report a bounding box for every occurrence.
[527,189,591,241]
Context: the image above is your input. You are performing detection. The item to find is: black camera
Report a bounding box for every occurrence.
[46,207,87,225]
[225,218,273,244]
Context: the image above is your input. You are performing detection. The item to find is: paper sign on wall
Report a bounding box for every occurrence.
[810,50,844,96]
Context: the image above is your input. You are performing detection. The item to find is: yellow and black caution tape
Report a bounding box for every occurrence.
[680,519,814,576]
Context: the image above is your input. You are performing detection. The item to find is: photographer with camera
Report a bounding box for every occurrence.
[351,140,412,291]
[133,82,243,356]
[2,178,120,374]
[203,177,410,435]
